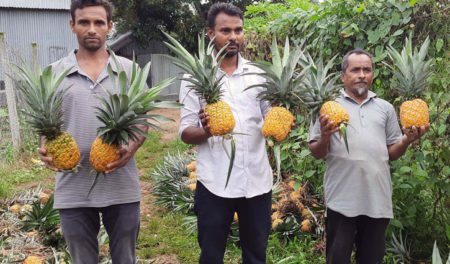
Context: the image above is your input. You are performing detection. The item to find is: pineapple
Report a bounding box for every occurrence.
[24,256,43,264]
[245,37,306,182]
[88,50,179,196]
[163,31,236,188]
[11,63,80,171]
[298,54,349,153]
[384,34,431,128]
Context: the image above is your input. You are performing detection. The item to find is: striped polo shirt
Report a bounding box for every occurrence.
[51,50,141,209]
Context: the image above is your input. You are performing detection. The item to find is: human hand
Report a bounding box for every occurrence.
[199,108,212,137]
[402,124,430,144]
[319,114,339,142]
[37,136,58,172]
[105,143,137,174]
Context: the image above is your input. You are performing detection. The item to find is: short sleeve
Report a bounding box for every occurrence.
[178,75,202,138]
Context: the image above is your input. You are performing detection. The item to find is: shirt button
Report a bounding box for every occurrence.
[89,85,94,89]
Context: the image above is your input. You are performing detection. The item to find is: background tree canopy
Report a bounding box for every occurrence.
[110,0,253,52]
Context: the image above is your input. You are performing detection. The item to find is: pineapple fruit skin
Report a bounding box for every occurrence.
[319,101,349,128]
[400,98,429,128]
[89,137,120,172]
[24,256,43,264]
[262,106,295,142]
[44,132,81,170]
[205,101,235,136]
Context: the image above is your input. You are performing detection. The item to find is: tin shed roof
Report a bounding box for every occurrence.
[0,0,71,10]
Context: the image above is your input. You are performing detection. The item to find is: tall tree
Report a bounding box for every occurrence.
[110,0,254,52]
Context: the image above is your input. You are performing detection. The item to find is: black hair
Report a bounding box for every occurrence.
[341,48,374,72]
[207,2,243,29]
[70,0,114,23]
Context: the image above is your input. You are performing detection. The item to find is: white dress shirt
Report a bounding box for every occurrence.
[179,54,273,198]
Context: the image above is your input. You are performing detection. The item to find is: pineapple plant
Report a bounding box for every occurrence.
[88,50,179,196]
[245,37,306,182]
[384,34,431,129]
[162,31,236,188]
[298,53,349,153]
[11,63,80,171]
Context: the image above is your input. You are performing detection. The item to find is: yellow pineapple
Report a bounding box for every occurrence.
[163,31,237,187]
[272,218,283,230]
[11,62,80,171]
[246,37,305,182]
[301,219,311,232]
[24,256,42,264]
[319,101,350,128]
[88,50,179,196]
[384,34,431,128]
[298,53,349,152]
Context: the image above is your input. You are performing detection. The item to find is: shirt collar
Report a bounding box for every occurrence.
[214,53,249,75]
[63,49,120,76]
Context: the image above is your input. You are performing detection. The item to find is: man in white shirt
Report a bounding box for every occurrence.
[178,3,273,263]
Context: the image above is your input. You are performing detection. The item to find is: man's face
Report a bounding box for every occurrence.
[341,53,374,98]
[70,6,112,52]
[207,12,244,58]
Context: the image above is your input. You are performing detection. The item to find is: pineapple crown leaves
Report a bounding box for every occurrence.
[22,195,60,233]
[297,53,342,123]
[9,61,73,139]
[95,49,180,145]
[383,33,432,99]
[245,36,307,110]
[162,30,229,104]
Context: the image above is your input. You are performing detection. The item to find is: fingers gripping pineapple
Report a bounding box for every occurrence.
[245,37,304,183]
[163,31,237,188]
[298,54,350,153]
[384,34,431,129]
[11,63,80,171]
[88,50,178,196]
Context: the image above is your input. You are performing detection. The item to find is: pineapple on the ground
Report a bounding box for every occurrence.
[298,54,350,153]
[245,37,305,183]
[88,50,179,196]
[384,34,431,129]
[163,31,237,188]
[24,256,43,264]
[11,63,80,171]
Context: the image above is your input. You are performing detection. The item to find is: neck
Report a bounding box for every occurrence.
[216,52,239,76]
[75,46,109,62]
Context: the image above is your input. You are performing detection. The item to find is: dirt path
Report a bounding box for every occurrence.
[148,108,181,142]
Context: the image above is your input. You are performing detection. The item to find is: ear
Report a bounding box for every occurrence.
[107,21,113,34]
[206,27,214,40]
[70,20,75,33]
[340,71,345,82]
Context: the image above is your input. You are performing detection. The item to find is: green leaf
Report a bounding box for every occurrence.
[409,0,419,6]
[438,124,446,135]
[398,183,412,189]
[305,170,315,178]
[392,29,403,36]
[390,219,403,229]
[436,38,444,52]
[446,224,450,241]
[355,3,365,13]
[400,166,412,173]
[293,181,301,192]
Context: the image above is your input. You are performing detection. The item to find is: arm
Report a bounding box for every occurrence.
[105,125,148,173]
[308,114,339,159]
[387,125,429,161]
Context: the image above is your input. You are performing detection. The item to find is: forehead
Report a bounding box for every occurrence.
[346,53,372,68]
[74,5,107,21]
[214,12,243,29]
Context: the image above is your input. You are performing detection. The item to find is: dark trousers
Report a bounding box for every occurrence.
[194,181,272,264]
[326,208,390,264]
[59,202,140,264]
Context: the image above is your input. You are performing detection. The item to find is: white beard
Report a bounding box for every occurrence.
[356,87,368,96]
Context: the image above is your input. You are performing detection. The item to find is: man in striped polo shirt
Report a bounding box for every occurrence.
[38,0,145,263]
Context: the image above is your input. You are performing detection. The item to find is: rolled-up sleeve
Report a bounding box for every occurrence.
[178,76,201,138]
